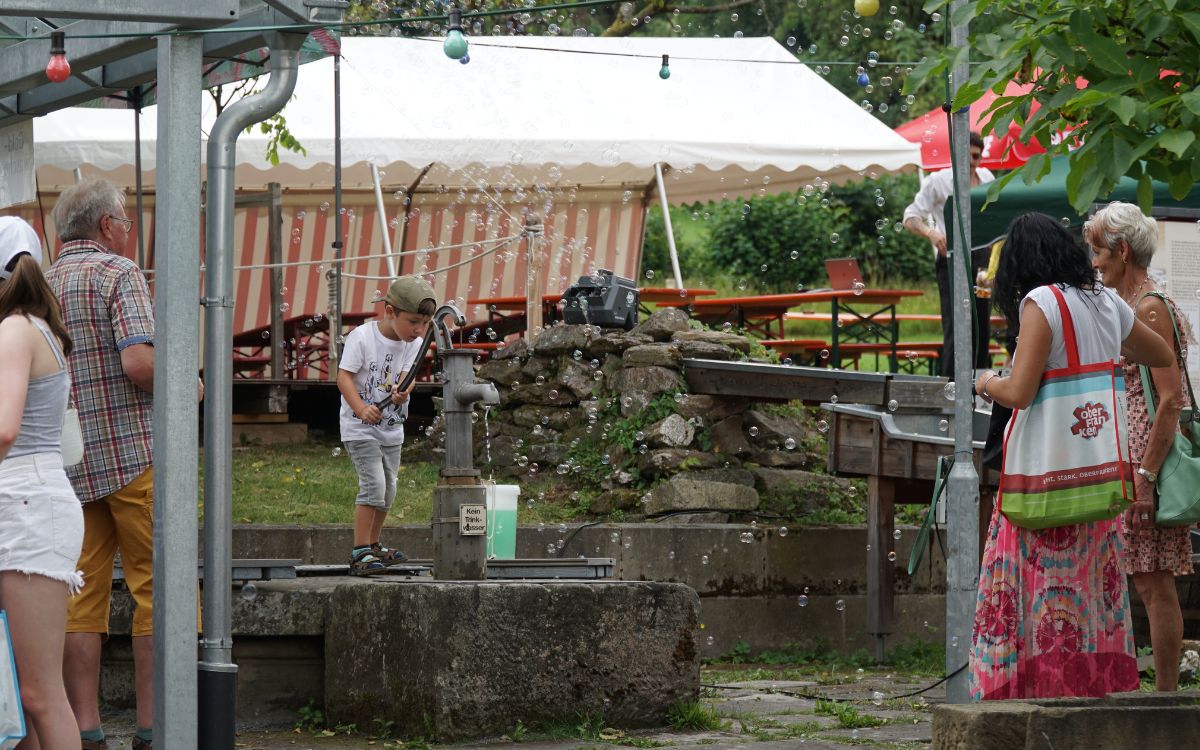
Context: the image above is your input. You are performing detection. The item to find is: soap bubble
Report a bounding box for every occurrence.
[943,382,956,400]
[887,399,899,411]
[701,555,709,565]
[241,583,257,602]
[872,691,884,706]
[778,526,789,537]
[938,419,950,432]
[835,599,846,611]
[888,551,897,561]
[784,437,796,450]
[739,532,753,544]
[748,426,760,437]
[817,420,829,433]
[797,595,808,607]
[893,528,902,540]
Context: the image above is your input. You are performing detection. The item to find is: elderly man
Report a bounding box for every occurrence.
[47,177,157,750]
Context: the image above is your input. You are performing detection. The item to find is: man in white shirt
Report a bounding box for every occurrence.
[903,132,995,378]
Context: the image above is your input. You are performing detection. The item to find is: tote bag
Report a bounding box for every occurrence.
[999,285,1132,529]
[0,611,25,749]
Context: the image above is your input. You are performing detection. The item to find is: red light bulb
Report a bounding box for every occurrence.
[46,31,70,83]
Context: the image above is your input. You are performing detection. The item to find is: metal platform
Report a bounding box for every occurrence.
[295,558,615,580]
[113,558,301,582]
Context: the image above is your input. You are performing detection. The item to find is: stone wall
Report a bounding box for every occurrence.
[419,309,850,521]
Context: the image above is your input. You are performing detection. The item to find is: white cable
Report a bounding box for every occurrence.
[230,232,523,272]
[340,236,516,279]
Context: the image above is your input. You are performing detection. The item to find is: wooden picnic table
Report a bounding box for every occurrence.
[232,311,374,379]
[661,288,924,372]
[786,311,1007,327]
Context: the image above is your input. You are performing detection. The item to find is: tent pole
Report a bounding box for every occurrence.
[330,52,344,382]
[523,215,545,334]
[654,163,684,289]
[370,161,396,277]
[133,92,146,269]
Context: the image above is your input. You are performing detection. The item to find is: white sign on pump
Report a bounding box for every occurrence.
[0,121,34,209]
[460,504,486,536]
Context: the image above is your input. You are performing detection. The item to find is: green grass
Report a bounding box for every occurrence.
[814,699,886,730]
[665,700,727,732]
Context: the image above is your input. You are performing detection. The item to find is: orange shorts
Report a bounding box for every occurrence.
[67,467,154,636]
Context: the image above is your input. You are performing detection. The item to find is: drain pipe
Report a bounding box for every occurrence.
[200,32,303,749]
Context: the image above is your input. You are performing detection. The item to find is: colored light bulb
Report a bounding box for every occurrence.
[443,29,468,60]
[659,54,670,80]
[46,31,70,83]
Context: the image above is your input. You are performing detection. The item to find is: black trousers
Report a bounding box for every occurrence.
[935,249,992,379]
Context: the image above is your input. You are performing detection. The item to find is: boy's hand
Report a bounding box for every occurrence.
[391,389,409,406]
[357,404,383,424]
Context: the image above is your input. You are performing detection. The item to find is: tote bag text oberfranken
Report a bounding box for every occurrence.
[999,285,1133,529]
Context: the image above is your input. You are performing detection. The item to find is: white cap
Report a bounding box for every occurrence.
[0,216,42,280]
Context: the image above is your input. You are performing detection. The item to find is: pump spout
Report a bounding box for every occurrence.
[454,381,500,408]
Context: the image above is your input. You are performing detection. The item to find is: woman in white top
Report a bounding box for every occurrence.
[0,217,83,747]
[967,212,1172,700]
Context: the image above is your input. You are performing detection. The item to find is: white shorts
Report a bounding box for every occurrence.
[0,452,84,593]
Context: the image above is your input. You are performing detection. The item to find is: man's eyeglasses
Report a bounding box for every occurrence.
[106,215,133,231]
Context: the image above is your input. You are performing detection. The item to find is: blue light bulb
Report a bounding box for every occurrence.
[443,29,468,60]
[459,52,470,65]
[857,72,870,87]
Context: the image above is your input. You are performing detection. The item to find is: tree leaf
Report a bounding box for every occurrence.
[1106,96,1138,126]
[1136,175,1154,215]
[1159,130,1196,158]
[1168,167,1194,201]
[1182,90,1200,116]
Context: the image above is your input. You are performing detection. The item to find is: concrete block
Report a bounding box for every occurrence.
[323,580,700,739]
[932,702,1038,750]
[1024,706,1200,750]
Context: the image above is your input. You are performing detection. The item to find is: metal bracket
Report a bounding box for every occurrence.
[200,296,235,308]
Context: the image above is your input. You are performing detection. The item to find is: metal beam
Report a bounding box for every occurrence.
[151,30,203,745]
[0,6,297,130]
[0,1,239,24]
[0,20,167,99]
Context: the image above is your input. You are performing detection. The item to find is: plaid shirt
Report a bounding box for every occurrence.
[46,240,155,503]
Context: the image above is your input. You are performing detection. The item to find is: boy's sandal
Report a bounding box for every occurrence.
[349,548,387,576]
[372,543,409,566]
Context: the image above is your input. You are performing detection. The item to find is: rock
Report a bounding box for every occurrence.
[750,450,811,468]
[607,366,683,397]
[520,355,557,382]
[709,415,752,456]
[490,337,527,360]
[476,435,519,466]
[674,394,752,422]
[600,353,625,383]
[632,308,691,342]
[531,324,593,356]
[476,357,523,386]
[744,409,808,449]
[636,449,721,477]
[557,360,598,400]
[753,469,850,517]
[621,344,682,369]
[671,329,753,353]
[585,331,653,357]
[528,442,567,466]
[590,489,643,514]
[673,340,740,360]
[509,382,575,406]
[644,475,759,514]
[683,467,756,487]
[511,405,576,431]
[644,413,695,448]
[618,391,654,417]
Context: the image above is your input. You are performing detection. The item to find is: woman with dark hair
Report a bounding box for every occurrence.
[967,212,1173,700]
[0,216,83,746]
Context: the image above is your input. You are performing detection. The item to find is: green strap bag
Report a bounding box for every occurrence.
[908,454,953,576]
[1137,291,1200,527]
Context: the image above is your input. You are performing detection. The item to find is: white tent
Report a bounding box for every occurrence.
[33,35,919,203]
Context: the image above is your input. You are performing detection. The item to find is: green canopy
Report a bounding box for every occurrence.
[946,157,1200,246]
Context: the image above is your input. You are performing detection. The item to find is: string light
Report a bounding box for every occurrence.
[659,54,670,80]
[45,31,70,83]
[442,4,468,60]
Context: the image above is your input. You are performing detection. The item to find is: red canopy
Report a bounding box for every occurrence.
[894,81,1050,170]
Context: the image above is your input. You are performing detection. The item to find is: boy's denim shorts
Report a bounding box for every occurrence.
[0,452,84,593]
[344,440,403,511]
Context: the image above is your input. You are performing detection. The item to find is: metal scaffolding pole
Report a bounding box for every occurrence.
[945,0,980,704]
[151,31,202,746]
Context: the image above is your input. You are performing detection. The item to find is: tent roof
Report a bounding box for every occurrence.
[33,35,920,204]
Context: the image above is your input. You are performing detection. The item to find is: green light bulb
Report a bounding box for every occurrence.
[659,54,670,80]
[443,30,468,60]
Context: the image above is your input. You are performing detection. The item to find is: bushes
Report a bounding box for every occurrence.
[648,174,936,288]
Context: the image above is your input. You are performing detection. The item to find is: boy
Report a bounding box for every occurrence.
[337,275,436,575]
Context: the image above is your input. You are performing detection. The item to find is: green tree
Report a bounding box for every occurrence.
[909,0,1200,213]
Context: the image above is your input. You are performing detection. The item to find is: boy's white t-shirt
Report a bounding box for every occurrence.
[338,321,424,445]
